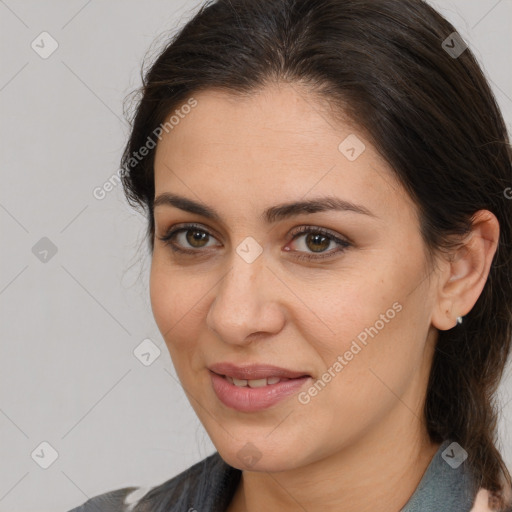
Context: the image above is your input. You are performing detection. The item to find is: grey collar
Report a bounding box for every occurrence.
[401,439,478,511]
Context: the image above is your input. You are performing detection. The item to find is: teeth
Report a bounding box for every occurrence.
[226,376,289,387]
[247,378,267,388]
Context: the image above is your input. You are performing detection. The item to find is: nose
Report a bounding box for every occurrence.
[206,249,285,346]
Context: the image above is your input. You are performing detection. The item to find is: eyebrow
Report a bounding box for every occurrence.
[153,192,377,223]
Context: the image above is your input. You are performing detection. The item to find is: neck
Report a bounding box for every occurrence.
[228,408,441,512]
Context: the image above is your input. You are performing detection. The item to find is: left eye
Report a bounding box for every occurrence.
[287,227,351,259]
[291,231,339,253]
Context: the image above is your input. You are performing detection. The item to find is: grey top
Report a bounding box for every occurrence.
[67,439,479,511]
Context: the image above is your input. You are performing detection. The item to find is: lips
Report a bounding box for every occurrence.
[209,370,311,412]
[208,362,311,381]
[208,362,313,412]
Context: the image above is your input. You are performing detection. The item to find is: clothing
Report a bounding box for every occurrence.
[68,439,494,512]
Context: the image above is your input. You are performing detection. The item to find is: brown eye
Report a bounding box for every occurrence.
[288,226,351,262]
[185,229,210,248]
[303,232,331,253]
[157,223,221,254]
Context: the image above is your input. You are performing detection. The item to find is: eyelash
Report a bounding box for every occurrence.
[156,223,351,261]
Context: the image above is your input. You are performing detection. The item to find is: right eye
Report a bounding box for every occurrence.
[157,223,222,255]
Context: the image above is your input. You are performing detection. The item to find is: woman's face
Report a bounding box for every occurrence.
[150,83,440,472]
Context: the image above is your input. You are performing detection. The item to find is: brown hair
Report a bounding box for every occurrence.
[120,0,512,508]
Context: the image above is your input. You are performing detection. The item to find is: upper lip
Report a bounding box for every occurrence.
[209,362,311,380]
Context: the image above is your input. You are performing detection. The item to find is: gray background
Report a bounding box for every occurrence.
[0,1,511,511]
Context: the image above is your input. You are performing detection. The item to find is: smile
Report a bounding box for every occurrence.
[209,370,311,412]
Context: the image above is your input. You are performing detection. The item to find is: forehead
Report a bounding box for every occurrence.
[152,84,413,223]
[156,83,358,162]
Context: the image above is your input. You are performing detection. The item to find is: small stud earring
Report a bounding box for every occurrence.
[456,316,463,325]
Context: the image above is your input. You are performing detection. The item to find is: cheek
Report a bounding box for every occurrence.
[307,254,424,379]
[149,259,176,336]
[313,264,429,413]
[302,267,399,347]
[149,257,212,367]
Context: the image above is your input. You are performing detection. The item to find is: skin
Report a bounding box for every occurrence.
[150,82,499,512]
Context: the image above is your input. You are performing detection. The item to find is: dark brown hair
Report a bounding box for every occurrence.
[120,0,512,508]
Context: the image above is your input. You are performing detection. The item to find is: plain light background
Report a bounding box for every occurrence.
[0,1,511,511]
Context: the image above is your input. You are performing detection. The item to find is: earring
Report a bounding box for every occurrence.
[456,316,463,325]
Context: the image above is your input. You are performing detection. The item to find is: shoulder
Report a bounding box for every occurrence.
[66,451,238,512]
[470,486,512,512]
[66,485,140,512]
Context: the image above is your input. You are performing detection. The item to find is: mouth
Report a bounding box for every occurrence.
[208,363,312,412]
[208,362,312,382]
[218,374,302,388]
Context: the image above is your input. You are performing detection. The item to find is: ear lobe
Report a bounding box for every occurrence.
[431,210,499,331]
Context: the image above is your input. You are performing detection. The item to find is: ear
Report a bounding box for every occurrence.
[431,210,500,331]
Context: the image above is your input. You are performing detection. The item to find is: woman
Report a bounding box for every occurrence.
[69,0,512,510]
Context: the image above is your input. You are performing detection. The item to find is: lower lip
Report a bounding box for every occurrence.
[209,371,311,412]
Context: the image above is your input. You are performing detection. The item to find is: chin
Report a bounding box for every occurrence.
[211,433,311,473]
[220,448,301,473]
